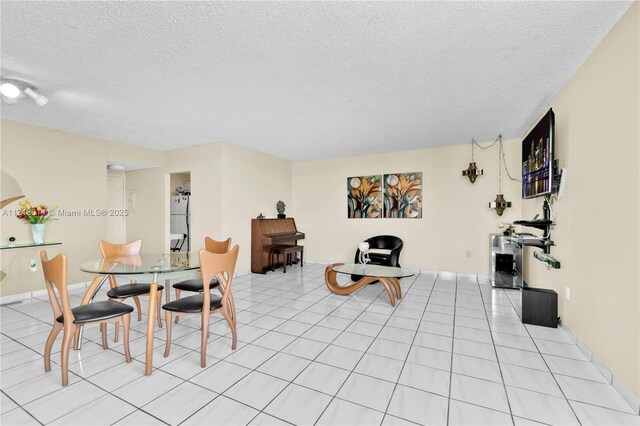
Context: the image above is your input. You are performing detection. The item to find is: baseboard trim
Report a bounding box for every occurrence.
[559,323,640,415]
[304,259,331,265]
[0,281,90,304]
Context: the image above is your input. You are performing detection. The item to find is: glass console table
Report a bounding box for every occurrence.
[0,242,63,306]
[0,242,62,250]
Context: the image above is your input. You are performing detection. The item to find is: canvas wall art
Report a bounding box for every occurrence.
[347,175,382,218]
[383,172,422,218]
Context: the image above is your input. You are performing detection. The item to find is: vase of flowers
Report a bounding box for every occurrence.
[17,200,57,245]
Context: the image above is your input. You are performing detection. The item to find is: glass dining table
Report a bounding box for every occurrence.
[79,252,201,375]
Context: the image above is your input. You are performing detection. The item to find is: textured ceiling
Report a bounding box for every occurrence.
[0,1,632,161]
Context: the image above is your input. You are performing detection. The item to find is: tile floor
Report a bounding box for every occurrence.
[1,264,639,425]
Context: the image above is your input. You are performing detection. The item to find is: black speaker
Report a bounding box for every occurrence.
[522,287,558,328]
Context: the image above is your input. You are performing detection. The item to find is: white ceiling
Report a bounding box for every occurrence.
[0,1,632,161]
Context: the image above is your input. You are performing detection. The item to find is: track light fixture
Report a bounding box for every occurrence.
[0,77,49,106]
[24,87,49,106]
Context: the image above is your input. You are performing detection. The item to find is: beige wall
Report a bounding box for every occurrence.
[523,3,639,398]
[220,143,292,271]
[125,167,166,253]
[107,140,163,168]
[163,143,223,253]
[0,120,161,296]
[132,142,292,272]
[292,139,522,272]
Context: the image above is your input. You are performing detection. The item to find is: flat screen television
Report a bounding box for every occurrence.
[522,108,554,199]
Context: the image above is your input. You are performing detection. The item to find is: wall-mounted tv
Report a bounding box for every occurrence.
[522,108,555,199]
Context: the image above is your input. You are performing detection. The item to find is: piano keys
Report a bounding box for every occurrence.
[251,218,305,274]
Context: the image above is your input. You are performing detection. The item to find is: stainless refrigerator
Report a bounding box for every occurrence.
[170,195,190,252]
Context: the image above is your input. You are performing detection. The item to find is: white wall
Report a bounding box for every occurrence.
[523,3,639,399]
[292,139,522,272]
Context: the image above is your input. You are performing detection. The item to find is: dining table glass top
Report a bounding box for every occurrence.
[79,252,200,275]
[331,263,415,278]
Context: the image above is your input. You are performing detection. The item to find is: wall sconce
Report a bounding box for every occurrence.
[487,136,513,216]
[0,171,25,208]
[489,194,512,216]
[462,139,483,183]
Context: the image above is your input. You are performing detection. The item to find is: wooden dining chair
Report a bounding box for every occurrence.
[172,237,231,324]
[163,245,239,368]
[99,239,163,341]
[41,251,133,386]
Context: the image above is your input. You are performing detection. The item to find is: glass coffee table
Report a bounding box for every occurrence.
[324,263,415,306]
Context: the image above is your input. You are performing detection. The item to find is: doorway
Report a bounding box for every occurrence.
[169,172,191,252]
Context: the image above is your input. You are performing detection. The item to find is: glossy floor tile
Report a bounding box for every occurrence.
[1,264,638,425]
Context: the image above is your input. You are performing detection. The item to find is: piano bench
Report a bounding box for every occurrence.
[269,244,304,273]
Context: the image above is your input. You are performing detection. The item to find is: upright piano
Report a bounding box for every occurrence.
[251,218,305,274]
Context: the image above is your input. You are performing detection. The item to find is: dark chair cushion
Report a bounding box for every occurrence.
[162,294,222,313]
[106,283,165,299]
[172,278,219,293]
[369,253,392,263]
[352,235,404,282]
[56,301,134,324]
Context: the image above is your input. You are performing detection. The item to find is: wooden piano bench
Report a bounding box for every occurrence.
[269,244,304,273]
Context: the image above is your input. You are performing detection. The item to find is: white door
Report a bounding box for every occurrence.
[107,176,125,243]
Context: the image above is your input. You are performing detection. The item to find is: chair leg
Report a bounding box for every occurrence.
[60,325,75,386]
[164,310,172,358]
[122,314,132,363]
[200,313,209,368]
[228,293,237,322]
[156,290,163,328]
[44,323,62,373]
[301,247,304,267]
[101,323,108,349]
[174,289,181,324]
[222,309,237,350]
[110,297,124,343]
[133,296,142,321]
[73,328,80,350]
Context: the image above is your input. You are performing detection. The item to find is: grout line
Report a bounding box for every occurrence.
[309,273,425,425]
[445,273,458,425]
[502,283,583,425]
[475,277,516,426]
[2,265,637,425]
[180,266,359,424]
[0,389,45,426]
[378,272,438,425]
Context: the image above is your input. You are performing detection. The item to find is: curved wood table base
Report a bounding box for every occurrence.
[389,277,402,299]
[324,263,400,306]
